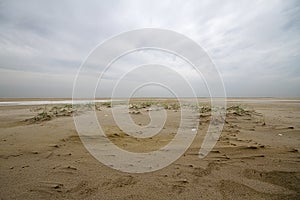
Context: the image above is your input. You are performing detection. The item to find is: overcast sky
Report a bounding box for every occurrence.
[0,0,299,98]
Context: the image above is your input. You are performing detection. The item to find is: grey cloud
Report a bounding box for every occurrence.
[0,0,299,97]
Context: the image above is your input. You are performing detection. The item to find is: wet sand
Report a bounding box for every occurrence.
[0,98,299,199]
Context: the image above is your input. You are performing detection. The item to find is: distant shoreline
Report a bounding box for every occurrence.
[0,97,299,106]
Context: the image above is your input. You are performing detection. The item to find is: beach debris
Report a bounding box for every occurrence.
[247,146,258,149]
[177,178,189,184]
[67,165,77,170]
[33,111,52,121]
[227,105,251,116]
[25,104,78,123]
[278,133,283,136]
[129,110,141,115]
[49,144,59,148]
[193,104,260,119]
[129,102,154,109]
[38,181,64,190]
[275,126,296,130]
[53,184,62,189]
[45,151,53,158]
[198,105,211,113]
[242,145,265,150]
[128,101,180,110]
[162,103,180,110]
[288,148,299,153]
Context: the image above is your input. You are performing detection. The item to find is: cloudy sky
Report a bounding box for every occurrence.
[0,0,299,98]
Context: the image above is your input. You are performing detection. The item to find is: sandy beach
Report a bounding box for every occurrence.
[0,98,299,199]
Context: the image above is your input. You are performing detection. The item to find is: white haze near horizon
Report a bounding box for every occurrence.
[0,0,299,98]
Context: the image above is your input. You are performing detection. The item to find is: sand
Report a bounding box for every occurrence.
[0,98,299,199]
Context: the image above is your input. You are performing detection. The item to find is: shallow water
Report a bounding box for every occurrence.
[226,99,300,103]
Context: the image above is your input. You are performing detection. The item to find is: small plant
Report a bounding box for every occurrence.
[198,105,211,113]
[160,103,180,110]
[129,104,141,109]
[26,104,78,123]
[227,105,250,116]
[33,111,52,121]
[140,102,151,108]
[64,104,73,109]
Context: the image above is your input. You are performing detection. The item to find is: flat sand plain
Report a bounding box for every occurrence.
[0,98,299,199]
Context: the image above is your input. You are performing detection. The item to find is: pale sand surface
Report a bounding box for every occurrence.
[0,98,299,199]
